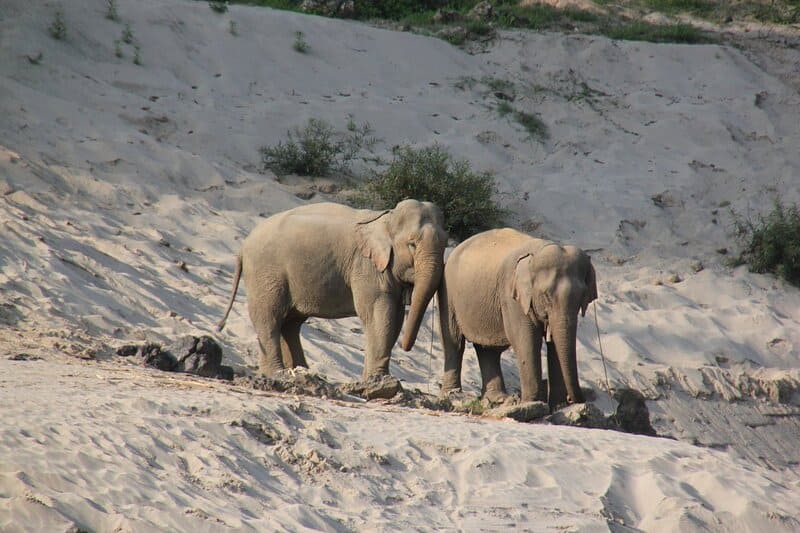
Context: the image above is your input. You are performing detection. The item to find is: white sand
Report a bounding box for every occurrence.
[2,0,800,530]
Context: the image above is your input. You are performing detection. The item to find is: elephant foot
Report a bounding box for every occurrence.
[439,386,465,400]
[482,388,510,406]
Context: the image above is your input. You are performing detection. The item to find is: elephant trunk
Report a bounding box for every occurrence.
[400,248,442,352]
[552,314,585,405]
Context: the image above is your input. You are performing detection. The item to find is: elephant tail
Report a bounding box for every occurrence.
[217,253,242,332]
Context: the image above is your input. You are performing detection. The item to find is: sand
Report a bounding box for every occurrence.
[1,0,800,530]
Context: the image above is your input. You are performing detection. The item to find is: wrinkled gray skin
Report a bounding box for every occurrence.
[218,200,448,379]
[438,228,597,409]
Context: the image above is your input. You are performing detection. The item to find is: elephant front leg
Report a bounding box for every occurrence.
[359,294,404,379]
[546,340,567,409]
[502,305,545,402]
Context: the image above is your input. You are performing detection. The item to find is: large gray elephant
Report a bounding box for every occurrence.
[218,199,448,379]
[438,228,597,408]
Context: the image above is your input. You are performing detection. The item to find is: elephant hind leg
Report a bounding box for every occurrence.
[474,345,507,403]
[255,327,285,377]
[248,288,289,377]
[280,318,308,369]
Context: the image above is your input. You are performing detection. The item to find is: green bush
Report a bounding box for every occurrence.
[735,201,800,287]
[49,10,67,40]
[601,21,709,43]
[293,31,309,53]
[357,144,505,241]
[261,118,377,176]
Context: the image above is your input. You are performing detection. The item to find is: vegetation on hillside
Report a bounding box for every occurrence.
[355,144,506,241]
[229,0,799,45]
[735,201,800,287]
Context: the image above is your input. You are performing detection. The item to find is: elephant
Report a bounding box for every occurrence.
[437,228,597,408]
[217,199,448,379]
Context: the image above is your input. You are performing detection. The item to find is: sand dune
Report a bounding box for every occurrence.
[2,0,800,530]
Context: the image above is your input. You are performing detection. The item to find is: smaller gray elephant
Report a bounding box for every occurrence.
[438,228,597,408]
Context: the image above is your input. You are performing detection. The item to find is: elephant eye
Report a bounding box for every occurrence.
[408,242,416,253]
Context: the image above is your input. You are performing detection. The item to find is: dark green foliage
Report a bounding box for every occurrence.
[513,110,548,140]
[601,21,709,44]
[49,10,67,40]
[496,100,514,117]
[106,0,119,21]
[228,0,719,44]
[261,118,377,176]
[209,1,230,13]
[358,144,505,241]
[293,30,309,53]
[642,0,715,16]
[736,202,800,287]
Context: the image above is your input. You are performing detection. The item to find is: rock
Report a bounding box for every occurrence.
[610,388,657,436]
[548,402,607,428]
[115,344,140,357]
[467,1,493,21]
[486,401,550,422]
[339,374,402,400]
[138,343,177,371]
[170,335,224,378]
[217,365,235,381]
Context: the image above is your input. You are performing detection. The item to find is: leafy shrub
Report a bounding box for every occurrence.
[261,118,378,176]
[121,23,134,44]
[293,30,309,53]
[735,201,800,287]
[49,10,67,40]
[601,21,709,44]
[106,0,119,21]
[209,1,229,13]
[357,144,505,241]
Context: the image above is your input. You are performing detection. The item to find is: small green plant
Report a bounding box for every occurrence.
[106,0,119,21]
[114,39,123,58]
[496,100,514,117]
[133,45,142,65]
[229,20,239,36]
[357,144,505,241]
[481,76,516,96]
[122,23,134,44]
[293,31,309,53]
[49,10,67,40]
[601,21,709,44]
[643,0,715,17]
[735,201,800,287]
[209,0,229,13]
[261,118,378,176]
[513,110,548,140]
[461,397,487,415]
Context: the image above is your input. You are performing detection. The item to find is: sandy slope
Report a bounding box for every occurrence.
[1,0,800,530]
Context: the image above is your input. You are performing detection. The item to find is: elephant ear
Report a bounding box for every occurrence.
[512,254,534,316]
[356,210,393,272]
[580,261,598,317]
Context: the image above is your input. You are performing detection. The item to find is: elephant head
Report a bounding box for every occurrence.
[357,199,448,352]
[512,243,597,405]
